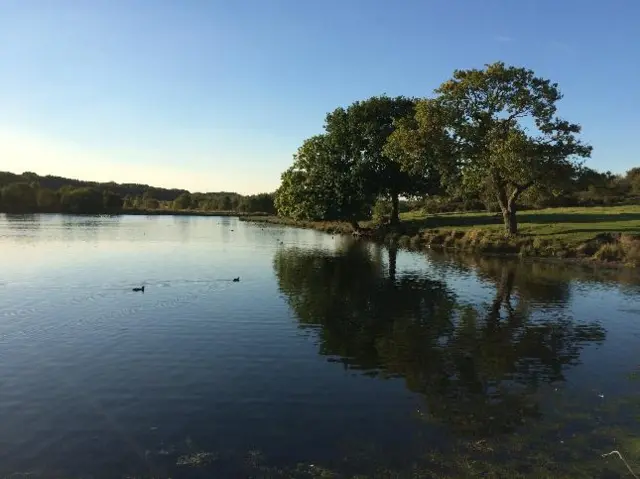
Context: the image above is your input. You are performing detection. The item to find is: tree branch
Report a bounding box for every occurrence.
[509,181,534,203]
[506,107,528,123]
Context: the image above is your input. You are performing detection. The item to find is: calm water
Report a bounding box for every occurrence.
[1,214,639,478]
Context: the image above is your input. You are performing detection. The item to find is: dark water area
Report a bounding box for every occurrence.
[0,214,639,478]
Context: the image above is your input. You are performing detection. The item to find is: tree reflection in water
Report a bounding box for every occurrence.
[273,241,606,437]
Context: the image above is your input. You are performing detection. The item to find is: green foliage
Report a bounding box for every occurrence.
[0,182,37,212]
[102,190,124,211]
[59,187,104,214]
[274,65,610,233]
[143,196,160,209]
[0,182,123,214]
[626,167,640,194]
[0,171,274,215]
[36,188,59,212]
[325,95,438,223]
[421,194,488,214]
[371,198,392,224]
[407,166,639,214]
[188,192,240,211]
[173,192,193,210]
[384,98,454,192]
[237,193,275,214]
[433,62,591,234]
[276,96,443,226]
[275,168,316,220]
[275,135,372,224]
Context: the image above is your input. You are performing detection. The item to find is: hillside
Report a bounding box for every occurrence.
[0,170,274,215]
[0,170,242,202]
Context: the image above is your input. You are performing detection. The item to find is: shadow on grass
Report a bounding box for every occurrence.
[405,212,640,230]
[533,226,640,237]
[519,212,640,224]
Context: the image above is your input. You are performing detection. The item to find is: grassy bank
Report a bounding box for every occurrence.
[240,215,357,234]
[241,205,640,266]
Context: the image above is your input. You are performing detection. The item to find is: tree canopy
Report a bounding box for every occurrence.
[274,134,373,226]
[325,95,439,224]
[434,62,592,233]
[275,62,600,234]
[275,96,443,226]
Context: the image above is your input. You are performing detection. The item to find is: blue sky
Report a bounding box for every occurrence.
[1,0,638,194]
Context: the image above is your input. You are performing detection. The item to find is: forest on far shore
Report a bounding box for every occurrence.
[0,170,276,215]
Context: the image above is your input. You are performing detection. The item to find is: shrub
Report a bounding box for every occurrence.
[593,243,625,262]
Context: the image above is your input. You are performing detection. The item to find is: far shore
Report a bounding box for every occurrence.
[1,209,270,217]
[240,205,640,268]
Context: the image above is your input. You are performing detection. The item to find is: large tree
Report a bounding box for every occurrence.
[172,192,192,210]
[0,182,38,213]
[324,95,437,225]
[384,98,457,199]
[433,62,591,234]
[59,186,104,214]
[276,96,440,227]
[274,135,372,228]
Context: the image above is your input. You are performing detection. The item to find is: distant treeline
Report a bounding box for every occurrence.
[0,171,276,215]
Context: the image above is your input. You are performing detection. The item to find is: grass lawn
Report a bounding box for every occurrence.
[400,205,640,247]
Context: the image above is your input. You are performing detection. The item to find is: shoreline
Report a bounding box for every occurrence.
[240,214,640,268]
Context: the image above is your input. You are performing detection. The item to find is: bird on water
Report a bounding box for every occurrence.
[132,286,145,292]
[233,277,240,282]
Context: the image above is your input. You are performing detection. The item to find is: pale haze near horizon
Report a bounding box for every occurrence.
[1,0,638,194]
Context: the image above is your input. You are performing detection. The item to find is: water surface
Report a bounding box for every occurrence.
[1,214,639,477]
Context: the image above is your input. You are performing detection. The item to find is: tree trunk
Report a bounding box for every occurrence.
[390,193,400,226]
[496,187,519,236]
[495,180,534,236]
[501,205,518,235]
[388,244,398,282]
[487,266,516,329]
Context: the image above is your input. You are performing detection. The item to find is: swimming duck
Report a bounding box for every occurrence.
[232,277,240,282]
[132,286,145,292]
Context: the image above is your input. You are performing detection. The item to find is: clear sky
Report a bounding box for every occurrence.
[1,0,638,194]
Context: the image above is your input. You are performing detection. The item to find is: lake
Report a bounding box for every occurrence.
[1,213,639,478]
